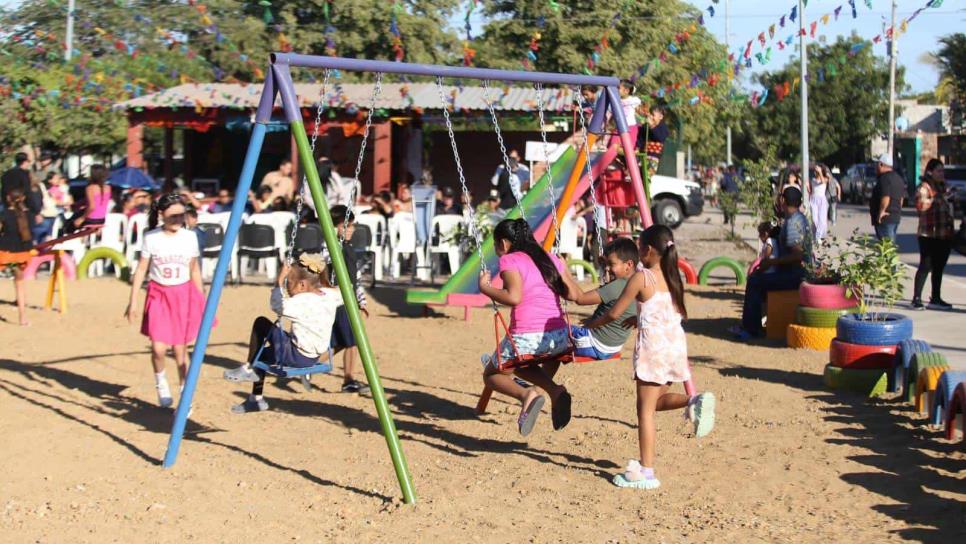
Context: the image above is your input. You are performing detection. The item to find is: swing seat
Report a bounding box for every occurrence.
[252,359,333,378]
[496,350,621,372]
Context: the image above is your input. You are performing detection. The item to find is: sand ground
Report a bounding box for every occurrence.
[1,223,964,543]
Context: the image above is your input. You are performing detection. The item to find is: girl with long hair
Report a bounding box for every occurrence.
[0,188,35,325]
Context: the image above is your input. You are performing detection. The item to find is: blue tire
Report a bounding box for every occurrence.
[933,370,966,426]
[891,339,932,393]
[835,313,913,346]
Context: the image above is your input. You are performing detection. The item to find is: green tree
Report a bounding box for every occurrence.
[474,0,740,165]
[743,34,900,170]
[932,33,966,130]
[740,145,778,226]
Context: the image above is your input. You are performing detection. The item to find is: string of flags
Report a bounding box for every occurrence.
[390,0,405,62]
[462,0,479,66]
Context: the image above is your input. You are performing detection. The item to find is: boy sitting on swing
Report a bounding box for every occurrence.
[567,238,639,359]
[223,253,343,413]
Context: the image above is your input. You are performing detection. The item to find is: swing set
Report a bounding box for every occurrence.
[163,53,672,506]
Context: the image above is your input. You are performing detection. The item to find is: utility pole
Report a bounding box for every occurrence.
[725,0,732,166]
[887,0,898,156]
[799,0,810,194]
[65,0,75,62]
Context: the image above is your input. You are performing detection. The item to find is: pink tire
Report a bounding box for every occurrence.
[798,281,857,310]
[23,253,77,281]
[678,258,698,285]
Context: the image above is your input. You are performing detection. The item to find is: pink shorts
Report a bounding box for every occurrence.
[141,281,209,345]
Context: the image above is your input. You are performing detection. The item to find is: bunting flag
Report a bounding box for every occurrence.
[389,1,405,62]
[462,0,479,66]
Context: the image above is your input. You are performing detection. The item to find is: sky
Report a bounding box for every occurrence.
[683,0,963,94]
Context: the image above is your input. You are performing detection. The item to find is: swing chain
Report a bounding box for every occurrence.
[435,76,487,274]
[572,86,604,258]
[289,69,331,265]
[342,72,384,244]
[534,83,562,256]
[481,80,526,221]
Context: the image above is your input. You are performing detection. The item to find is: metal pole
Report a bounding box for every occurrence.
[65,0,75,62]
[799,0,810,194]
[275,63,417,505]
[887,0,898,156]
[725,0,732,166]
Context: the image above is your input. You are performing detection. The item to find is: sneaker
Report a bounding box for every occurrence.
[223,365,259,382]
[156,380,173,408]
[928,298,953,311]
[911,299,925,311]
[341,379,370,393]
[612,460,661,489]
[231,397,269,414]
[689,392,716,438]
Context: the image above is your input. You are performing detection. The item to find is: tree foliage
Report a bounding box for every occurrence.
[933,33,966,130]
[474,0,741,164]
[739,34,899,170]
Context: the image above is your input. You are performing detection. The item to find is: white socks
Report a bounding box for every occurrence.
[155,371,173,408]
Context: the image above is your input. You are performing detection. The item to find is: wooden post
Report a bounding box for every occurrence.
[373,121,392,194]
[126,123,144,169]
[44,250,67,314]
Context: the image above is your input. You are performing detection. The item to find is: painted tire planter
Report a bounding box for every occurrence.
[823,363,888,397]
[915,366,947,414]
[697,256,747,286]
[798,281,857,310]
[933,370,966,426]
[835,313,913,346]
[786,324,836,351]
[565,259,599,284]
[892,339,932,393]
[77,247,130,281]
[905,352,949,404]
[829,339,897,369]
[944,383,966,442]
[795,306,860,328]
[677,258,698,286]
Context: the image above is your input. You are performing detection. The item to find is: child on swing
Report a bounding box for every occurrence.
[567,237,639,360]
[583,225,715,489]
[327,205,370,394]
[0,188,34,326]
[479,218,574,436]
[126,193,207,408]
[223,253,343,413]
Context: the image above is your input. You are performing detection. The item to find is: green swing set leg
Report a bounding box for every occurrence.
[291,120,417,504]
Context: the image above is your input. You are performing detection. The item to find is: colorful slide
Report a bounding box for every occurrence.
[406,140,618,308]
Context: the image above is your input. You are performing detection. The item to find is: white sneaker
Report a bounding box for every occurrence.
[690,392,716,438]
[156,380,173,408]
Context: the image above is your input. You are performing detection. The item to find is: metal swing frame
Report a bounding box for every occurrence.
[164,53,656,506]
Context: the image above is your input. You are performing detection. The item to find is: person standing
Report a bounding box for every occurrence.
[870,154,905,243]
[826,167,841,227]
[809,165,830,241]
[912,159,954,310]
[720,166,740,225]
[72,164,112,229]
[491,150,529,214]
[1,153,35,214]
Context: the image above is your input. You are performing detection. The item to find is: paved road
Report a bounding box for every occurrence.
[696,203,966,367]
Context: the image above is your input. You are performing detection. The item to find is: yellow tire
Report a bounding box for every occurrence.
[786,323,836,351]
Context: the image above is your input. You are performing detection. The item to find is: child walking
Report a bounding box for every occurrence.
[479,218,574,436]
[0,188,34,326]
[125,193,207,408]
[223,253,342,413]
[583,225,715,489]
[567,238,639,359]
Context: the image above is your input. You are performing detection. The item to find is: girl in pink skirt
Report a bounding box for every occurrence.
[125,193,207,408]
[584,225,716,490]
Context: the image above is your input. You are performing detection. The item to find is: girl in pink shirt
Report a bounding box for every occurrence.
[479,218,577,436]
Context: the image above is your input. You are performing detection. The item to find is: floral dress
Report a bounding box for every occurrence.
[633,267,691,384]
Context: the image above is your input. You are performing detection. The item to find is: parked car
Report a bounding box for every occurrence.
[945,165,966,218]
[841,163,877,204]
[650,174,704,229]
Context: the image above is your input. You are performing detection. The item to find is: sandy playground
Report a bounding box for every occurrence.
[1,224,964,543]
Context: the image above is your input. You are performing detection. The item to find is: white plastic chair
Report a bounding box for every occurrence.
[389,213,425,279]
[558,216,587,281]
[355,213,387,281]
[430,214,463,276]
[88,213,127,277]
[246,212,295,261]
[124,212,148,264]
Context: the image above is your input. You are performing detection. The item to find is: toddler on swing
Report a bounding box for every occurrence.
[479,218,578,436]
[224,253,342,413]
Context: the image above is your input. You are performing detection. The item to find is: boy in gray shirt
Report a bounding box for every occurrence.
[569,238,639,359]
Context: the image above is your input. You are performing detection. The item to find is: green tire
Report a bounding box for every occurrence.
[905,352,949,404]
[566,259,599,284]
[795,306,860,328]
[698,256,747,286]
[823,364,888,397]
[77,247,130,281]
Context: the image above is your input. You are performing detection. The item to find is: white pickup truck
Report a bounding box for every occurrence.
[649,174,705,229]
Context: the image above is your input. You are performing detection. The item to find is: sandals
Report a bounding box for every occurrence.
[551,389,572,431]
[517,395,545,436]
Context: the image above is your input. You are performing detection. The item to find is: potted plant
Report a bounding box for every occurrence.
[832,232,912,345]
